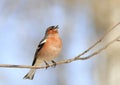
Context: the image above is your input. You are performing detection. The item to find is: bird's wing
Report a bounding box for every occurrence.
[32,38,47,66]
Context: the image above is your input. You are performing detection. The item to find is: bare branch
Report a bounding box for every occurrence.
[77,36,120,60]
[75,22,120,58]
[0,22,120,69]
[0,36,119,69]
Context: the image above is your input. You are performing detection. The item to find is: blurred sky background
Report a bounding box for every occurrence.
[0,0,120,85]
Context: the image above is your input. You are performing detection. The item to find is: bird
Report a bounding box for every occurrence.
[23,25,62,80]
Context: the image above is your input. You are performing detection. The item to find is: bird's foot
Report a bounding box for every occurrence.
[44,61,50,69]
[51,60,57,67]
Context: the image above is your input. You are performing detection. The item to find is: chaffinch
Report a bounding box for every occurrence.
[23,25,62,80]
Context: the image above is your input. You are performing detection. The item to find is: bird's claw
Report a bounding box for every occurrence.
[44,61,50,69]
[51,60,57,67]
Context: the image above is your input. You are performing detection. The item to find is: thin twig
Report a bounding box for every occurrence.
[77,36,120,60]
[76,22,120,58]
[0,22,119,69]
[0,36,119,69]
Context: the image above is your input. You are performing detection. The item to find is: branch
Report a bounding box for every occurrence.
[75,22,120,58]
[0,36,119,69]
[0,22,120,69]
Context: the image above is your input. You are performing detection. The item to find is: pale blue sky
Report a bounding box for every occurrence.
[0,1,96,85]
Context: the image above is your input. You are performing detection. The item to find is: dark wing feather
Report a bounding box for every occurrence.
[32,38,46,66]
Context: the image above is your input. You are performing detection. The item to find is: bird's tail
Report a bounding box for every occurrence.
[23,69,36,80]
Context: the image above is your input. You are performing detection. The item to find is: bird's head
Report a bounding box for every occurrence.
[45,25,59,36]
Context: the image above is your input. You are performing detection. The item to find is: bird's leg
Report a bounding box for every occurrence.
[44,60,50,69]
[51,60,57,67]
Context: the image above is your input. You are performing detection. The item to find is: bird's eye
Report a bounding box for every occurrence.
[47,26,56,32]
[49,28,53,30]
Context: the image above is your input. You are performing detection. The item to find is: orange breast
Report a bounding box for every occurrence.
[37,36,62,61]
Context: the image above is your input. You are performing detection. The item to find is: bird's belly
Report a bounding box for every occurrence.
[38,45,61,61]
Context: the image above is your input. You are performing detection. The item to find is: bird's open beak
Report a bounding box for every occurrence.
[55,25,59,29]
